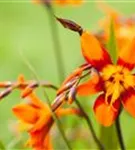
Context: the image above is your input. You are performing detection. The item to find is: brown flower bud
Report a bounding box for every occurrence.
[56,17,83,35]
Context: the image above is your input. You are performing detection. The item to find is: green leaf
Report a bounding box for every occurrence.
[100,20,119,149]
[0,141,5,150]
[100,125,118,149]
[107,19,118,64]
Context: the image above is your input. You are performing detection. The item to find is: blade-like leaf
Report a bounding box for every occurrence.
[107,19,118,64]
[100,19,118,149]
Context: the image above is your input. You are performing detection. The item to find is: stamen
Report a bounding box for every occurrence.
[110,103,118,112]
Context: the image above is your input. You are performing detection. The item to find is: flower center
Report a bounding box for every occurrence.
[101,65,135,107]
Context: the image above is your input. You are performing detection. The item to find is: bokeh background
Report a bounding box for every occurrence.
[0,0,135,149]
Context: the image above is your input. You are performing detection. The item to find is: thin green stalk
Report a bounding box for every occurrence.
[20,53,72,150]
[115,116,125,150]
[100,125,118,149]
[75,99,104,150]
[45,4,66,83]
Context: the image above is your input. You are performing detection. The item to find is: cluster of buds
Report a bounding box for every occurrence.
[52,63,92,111]
[0,78,57,101]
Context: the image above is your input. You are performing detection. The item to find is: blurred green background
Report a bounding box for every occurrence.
[0,0,135,149]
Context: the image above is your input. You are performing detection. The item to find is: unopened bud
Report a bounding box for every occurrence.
[56,17,83,35]
[68,86,77,104]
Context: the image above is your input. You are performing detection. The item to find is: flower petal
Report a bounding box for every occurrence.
[32,113,53,132]
[43,134,53,150]
[121,88,135,117]
[27,93,47,109]
[81,31,112,71]
[77,70,102,96]
[117,37,135,70]
[93,94,120,126]
[12,104,38,124]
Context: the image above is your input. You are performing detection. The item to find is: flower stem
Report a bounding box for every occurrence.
[45,4,66,83]
[75,99,104,150]
[44,5,72,149]
[115,116,125,150]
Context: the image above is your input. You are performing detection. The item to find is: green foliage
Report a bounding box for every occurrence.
[100,18,119,149]
[107,19,118,64]
[100,125,118,149]
[0,141,5,150]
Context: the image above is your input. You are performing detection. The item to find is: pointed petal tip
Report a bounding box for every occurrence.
[81,31,112,71]
[12,104,38,124]
[12,107,18,114]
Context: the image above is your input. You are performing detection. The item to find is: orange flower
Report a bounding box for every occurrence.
[33,0,82,5]
[77,31,135,126]
[96,3,135,52]
[12,76,81,149]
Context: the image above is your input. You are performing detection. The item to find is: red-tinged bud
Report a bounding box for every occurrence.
[21,82,38,98]
[0,81,12,88]
[56,17,83,35]
[0,87,13,100]
[57,77,78,95]
[51,94,65,111]
[21,88,33,98]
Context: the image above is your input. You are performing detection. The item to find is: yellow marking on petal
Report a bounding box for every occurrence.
[123,75,135,89]
[110,81,121,105]
[102,64,135,107]
[105,81,113,104]
[18,120,33,132]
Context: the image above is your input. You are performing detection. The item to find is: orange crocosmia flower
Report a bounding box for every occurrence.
[12,92,81,150]
[77,31,135,126]
[33,0,82,5]
[97,3,135,52]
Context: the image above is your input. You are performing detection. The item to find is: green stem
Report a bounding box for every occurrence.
[75,99,104,150]
[45,4,66,83]
[115,116,125,150]
[44,4,72,149]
